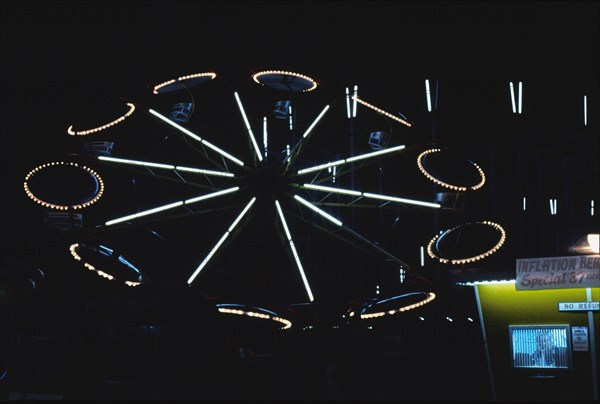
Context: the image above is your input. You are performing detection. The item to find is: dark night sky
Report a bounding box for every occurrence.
[0,1,598,306]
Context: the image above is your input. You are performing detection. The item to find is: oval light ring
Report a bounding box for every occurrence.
[23,162,105,211]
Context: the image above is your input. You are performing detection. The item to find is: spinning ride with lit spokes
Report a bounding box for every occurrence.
[23,69,505,329]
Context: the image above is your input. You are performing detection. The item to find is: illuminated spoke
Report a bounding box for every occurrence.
[283,104,330,173]
[98,156,234,177]
[351,96,411,127]
[293,195,342,227]
[275,200,314,302]
[302,184,440,209]
[105,187,240,226]
[149,109,245,167]
[234,92,263,163]
[297,144,406,176]
[187,197,257,284]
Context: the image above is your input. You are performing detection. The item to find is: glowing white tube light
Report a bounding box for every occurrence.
[351,96,411,127]
[420,246,425,267]
[286,145,290,157]
[363,192,441,209]
[425,79,432,112]
[275,200,292,241]
[301,105,330,138]
[293,195,343,226]
[591,200,595,216]
[174,166,234,177]
[106,187,239,226]
[549,198,557,215]
[234,92,263,162]
[187,197,256,284]
[105,201,184,226]
[184,187,239,205]
[275,200,314,302]
[303,183,362,197]
[303,184,440,209]
[345,87,351,118]
[98,156,234,177]
[509,82,516,114]
[584,95,587,126]
[518,81,523,114]
[263,117,268,158]
[523,196,527,211]
[352,85,358,118]
[297,145,406,175]
[149,109,244,166]
[297,160,346,175]
[228,197,257,232]
[289,105,293,130]
[346,144,406,163]
[99,156,174,169]
[332,166,337,183]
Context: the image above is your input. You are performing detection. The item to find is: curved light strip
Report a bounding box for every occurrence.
[153,72,217,94]
[297,145,406,175]
[351,96,411,127]
[427,221,507,265]
[251,70,318,92]
[24,162,104,211]
[417,148,485,191]
[360,292,436,319]
[67,103,135,136]
[69,243,143,287]
[217,304,292,330]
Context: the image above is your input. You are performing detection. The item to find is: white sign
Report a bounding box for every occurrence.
[571,326,589,352]
[516,255,600,290]
[558,301,599,312]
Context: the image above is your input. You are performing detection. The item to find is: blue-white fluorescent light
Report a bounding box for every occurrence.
[352,85,358,118]
[187,197,256,284]
[345,87,351,118]
[234,92,263,162]
[509,82,516,114]
[294,195,343,226]
[302,105,330,138]
[149,109,244,166]
[425,79,432,112]
[518,81,523,114]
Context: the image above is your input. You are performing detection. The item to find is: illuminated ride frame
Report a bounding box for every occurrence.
[23,69,499,330]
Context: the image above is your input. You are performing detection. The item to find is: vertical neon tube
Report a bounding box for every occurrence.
[549,199,554,215]
[518,81,523,114]
[584,95,587,126]
[289,105,293,130]
[286,144,290,157]
[420,246,425,267]
[352,85,358,118]
[523,197,526,211]
[592,200,595,216]
[345,87,351,118]
[263,117,268,158]
[509,82,516,113]
[425,79,432,112]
